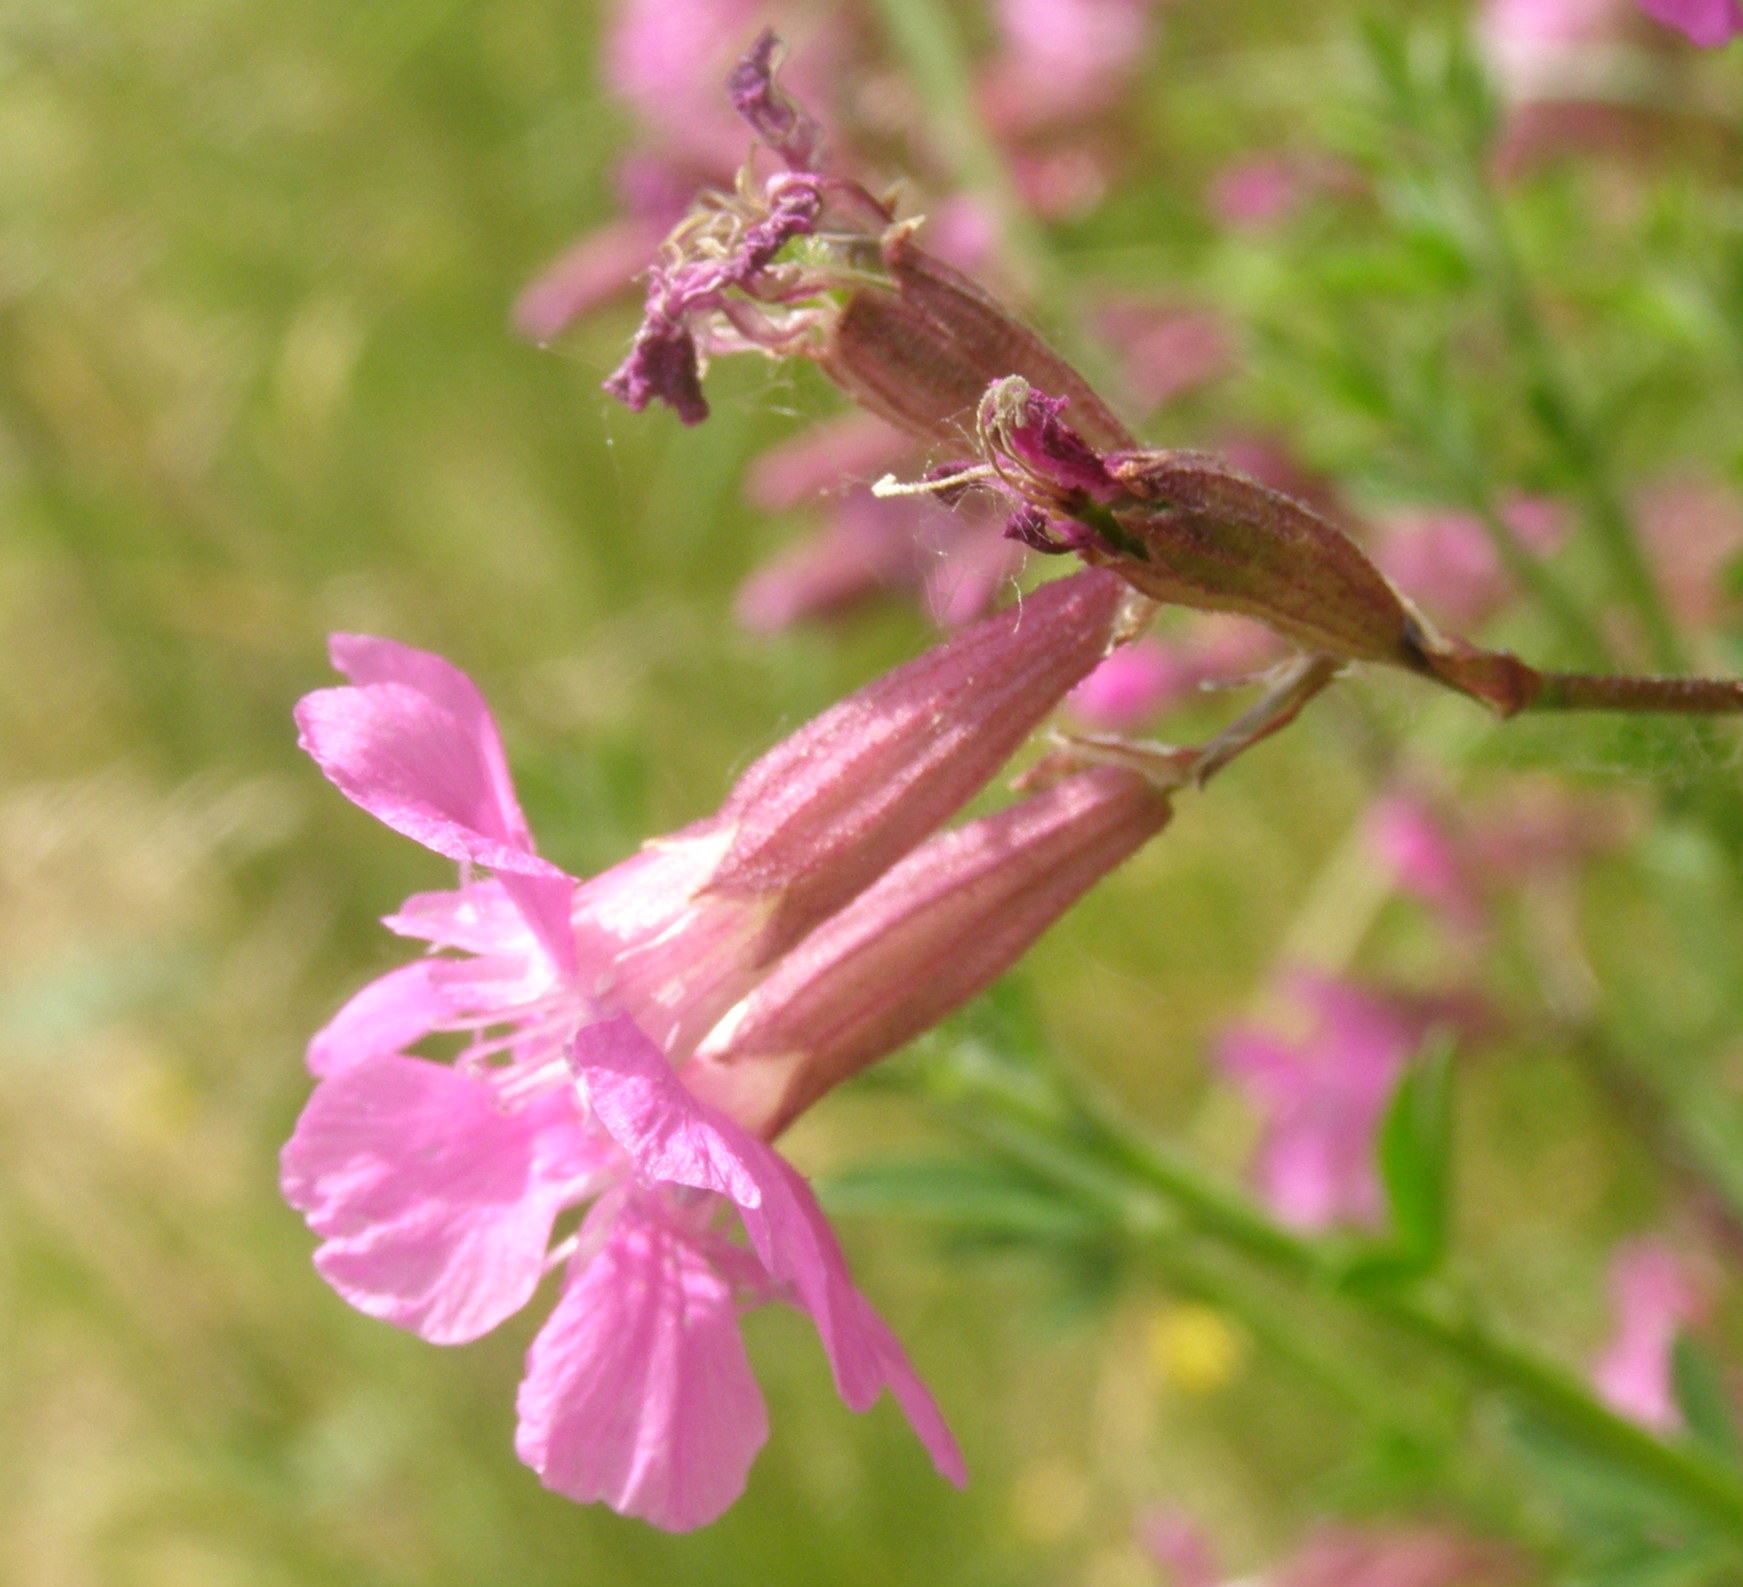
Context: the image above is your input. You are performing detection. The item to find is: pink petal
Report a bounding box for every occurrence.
[281,1056,596,1344]
[742,1151,967,1486]
[300,638,581,973]
[295,678,563,879]
[1637,0,1743,46]
[499,872,582,981]
[328,634,525,831]
[514,1201,769,1531]
[1593,1239,1704,1429]
[572,1017,764,1209]
[572,1016,966,1484]
[384,882,533,953]
[307,960,451,1075]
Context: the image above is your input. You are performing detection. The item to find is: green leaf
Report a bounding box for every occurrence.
[1376,1031,1456,1276]
[1567,1537,1732,1587]
[1672,1333,1740,1464]
[1506,1412,1701,1537]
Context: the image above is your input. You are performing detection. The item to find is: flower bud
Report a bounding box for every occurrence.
[705,568,1131,951]
[974,378,1550,715]
[685,765,1170,1137]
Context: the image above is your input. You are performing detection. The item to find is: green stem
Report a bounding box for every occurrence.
[953,1059,1743,1540]
[1393,369,1614,669]
[1087,1108,1743,1539]
[868,0,1052,299]
[1457,164,1686,673]
[1468,502,1613,671]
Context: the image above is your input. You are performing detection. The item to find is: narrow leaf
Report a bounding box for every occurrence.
[1376,1031,1456,1275]
[1671,1332,1740,1463]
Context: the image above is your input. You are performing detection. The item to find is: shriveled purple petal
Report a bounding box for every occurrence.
[996,387,1119,500]
[515,1200,769,1531]
[727,29,826,171]
[281,1057,599,1344]
[604,175,825,424]
[570,1015,966,1484]
[1003,504,1095,554]
[1637,0,1743,45]
[604,319,710,423]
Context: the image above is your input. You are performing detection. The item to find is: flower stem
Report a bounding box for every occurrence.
[868,0,1052,299]
[1528,671,1743,713]
[1456,147,1686,673]
[953,1056,1743,1542]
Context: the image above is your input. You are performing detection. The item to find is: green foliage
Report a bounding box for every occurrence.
[11,0,1743,1582]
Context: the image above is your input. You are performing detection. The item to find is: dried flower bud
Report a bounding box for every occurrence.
[971,377,1549,715]
[821,234,1136,449]
[606,33,1137,447]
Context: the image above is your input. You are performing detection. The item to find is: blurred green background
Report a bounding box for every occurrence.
[8,1,1743,1582]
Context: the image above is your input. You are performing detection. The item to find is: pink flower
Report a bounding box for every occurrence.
[744,413,913,514]
[1217,975,1430,1231]
[1138,1508,1223,1587]
[982,0,1158,132]
[284,573,1149,1528]
[1277,1525,1525,1587]
[1637,0,1743,44]
[1208,153,1322,229]
[1140,1513,1524,1586]
[1068,619,1279,730]
[1638,476,1743,630]
[1482,0,1645,97]
[1069,637,1193,728]
[604,0,771,172]
[1367,789,1487,938]
[733,486,1023,634]
[1373,497,1565,633]
[1085,297,1234,413]
[1593,1239,1707,1429]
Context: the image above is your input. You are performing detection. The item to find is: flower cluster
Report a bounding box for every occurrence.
[288,9,1743,1547]
[284,574,1176,1529]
